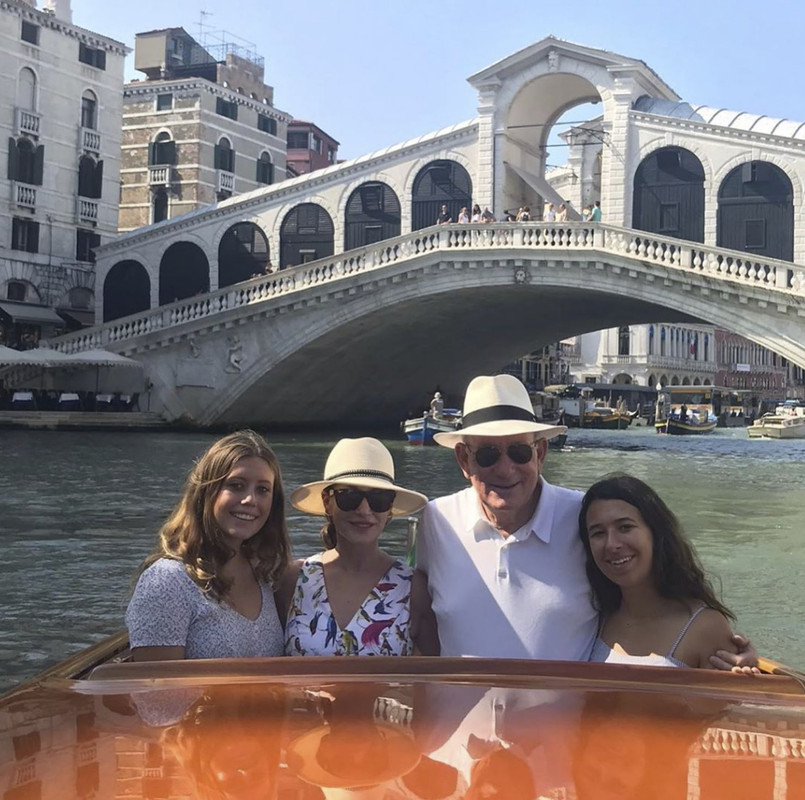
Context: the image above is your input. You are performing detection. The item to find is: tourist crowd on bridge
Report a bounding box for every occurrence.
[436,199,602,224]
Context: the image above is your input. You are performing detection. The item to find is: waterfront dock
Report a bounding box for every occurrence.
[0,411,169,431]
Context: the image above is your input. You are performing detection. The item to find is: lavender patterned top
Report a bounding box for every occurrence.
[126,558,283,659]
[284,553,413,656]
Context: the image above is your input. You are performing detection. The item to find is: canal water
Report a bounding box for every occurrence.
[1,426,803,691]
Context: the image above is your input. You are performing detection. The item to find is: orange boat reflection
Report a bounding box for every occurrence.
[1,657,804,799]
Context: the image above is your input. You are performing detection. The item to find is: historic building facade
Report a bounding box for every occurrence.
[0,0,127,346]
[119,28,291,232]
[286,120,339,176]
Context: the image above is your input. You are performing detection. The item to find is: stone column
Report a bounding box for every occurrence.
[599,80,637,226]
[474,82,499,214]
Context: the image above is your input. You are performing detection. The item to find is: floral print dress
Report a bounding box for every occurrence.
[284,554,414,656]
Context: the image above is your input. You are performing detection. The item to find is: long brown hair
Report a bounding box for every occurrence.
[140,430,290,600]
[579,474,734,619]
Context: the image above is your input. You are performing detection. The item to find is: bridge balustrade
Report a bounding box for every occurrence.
[52,223,805,354]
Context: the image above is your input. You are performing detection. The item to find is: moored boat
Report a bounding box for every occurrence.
[583,403,634,430]
[401,408,462,444]
[655,386,721,435]
[748,400,805,439]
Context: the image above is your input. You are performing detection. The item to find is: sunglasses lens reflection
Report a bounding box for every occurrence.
[473,443,534,468]
[333,488,396,512]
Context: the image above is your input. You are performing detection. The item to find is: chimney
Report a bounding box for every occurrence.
[43,0,72,22]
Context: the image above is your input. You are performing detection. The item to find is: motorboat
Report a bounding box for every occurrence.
[655,386,719,435]
[401,408,461,445]
[748,400,805,439]
[1,635,804,800]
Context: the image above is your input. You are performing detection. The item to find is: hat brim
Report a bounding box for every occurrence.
[291,476,428,517]
[286,724,421,789]
[433,419,567,447]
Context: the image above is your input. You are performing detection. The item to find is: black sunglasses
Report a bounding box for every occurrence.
[464,441,538,468]
[326,487,396,513]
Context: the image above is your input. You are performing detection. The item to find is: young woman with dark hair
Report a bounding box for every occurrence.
[579,474,755,670]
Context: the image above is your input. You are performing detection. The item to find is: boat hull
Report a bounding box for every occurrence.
[584,413,633,430]
[655,419,717,435]
[748,420,805,439]
[402,415,460,444]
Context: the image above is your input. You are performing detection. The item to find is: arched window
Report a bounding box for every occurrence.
[159,242,210,305]
[632,147,705,243]
[78,155,103,198]
[648,325,654,356]
[214,137,234,172]
[411,160,472,231]
[218,222,270,287]
[344,181,401,250]
[279,203,334,269]
[149,131,176,166]
[17,67,36,111]
[81,89,97,130]
[717,161,794,261]
[15,138,37,185]
[648,374,656,388]
[660,327,666,356]
[256,152,273,185]
[6,280,27,302]
[703,334,709,362]
[103,260,150,322]
[617,326,630,356]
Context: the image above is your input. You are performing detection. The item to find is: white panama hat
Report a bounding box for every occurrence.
[433,374,567,447]
[290,437,428,516]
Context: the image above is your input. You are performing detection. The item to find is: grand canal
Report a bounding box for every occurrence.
[1,426,803,691]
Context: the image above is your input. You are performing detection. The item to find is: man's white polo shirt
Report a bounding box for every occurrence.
[417,478,597,660]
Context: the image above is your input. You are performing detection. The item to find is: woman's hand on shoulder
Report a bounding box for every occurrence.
[690,610,760,672]
[274,559,304,626]
[711,632,761,674]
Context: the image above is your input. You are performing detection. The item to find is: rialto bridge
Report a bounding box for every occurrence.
[52,37,805,424]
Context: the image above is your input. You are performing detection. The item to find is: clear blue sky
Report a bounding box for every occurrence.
[72,0,804,161]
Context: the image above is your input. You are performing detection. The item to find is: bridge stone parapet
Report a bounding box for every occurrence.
[50,222,805,425]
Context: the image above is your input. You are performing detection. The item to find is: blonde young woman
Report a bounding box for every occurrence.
[277,437,439,656]
[126,430,291,661]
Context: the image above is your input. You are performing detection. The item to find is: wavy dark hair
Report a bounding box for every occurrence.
[139,430,291,601]
[578,474,734,620]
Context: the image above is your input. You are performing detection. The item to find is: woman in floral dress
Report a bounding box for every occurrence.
[277,437,438,656]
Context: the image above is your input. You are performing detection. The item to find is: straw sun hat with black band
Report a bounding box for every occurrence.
[290,437,428,517]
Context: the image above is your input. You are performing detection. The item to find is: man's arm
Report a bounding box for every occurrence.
[710,633,761,674]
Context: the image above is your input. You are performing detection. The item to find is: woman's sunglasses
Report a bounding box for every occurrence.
[326,487,396,513]
[464,441,537,468]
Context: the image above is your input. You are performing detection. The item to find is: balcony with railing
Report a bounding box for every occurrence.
[80,126,101,154]
[217,170,235,195]
[148,165,173,187]
[76,197,99,224]
[15,107,41,138]
[14,183,36,210]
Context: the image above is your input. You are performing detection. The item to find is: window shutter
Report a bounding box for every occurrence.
[214,143,221,170]
[228,149,235,173]
[97,50,106,70]
[164,140,176,165]
[93,159,104,198]
[268,162,274,184]
[7,138,18,181]
[30,222,40,253]
[32,145,44,186]
[148,142,157,166]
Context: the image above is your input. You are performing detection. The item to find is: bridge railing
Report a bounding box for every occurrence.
[50,222,805,353]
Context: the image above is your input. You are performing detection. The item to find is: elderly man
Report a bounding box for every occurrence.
[416,373,752,667]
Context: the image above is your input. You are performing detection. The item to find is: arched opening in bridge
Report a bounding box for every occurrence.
[159,242,210,305]
[104,260,150,322]
[411,160,472,231]
[503,72,603,220]
[218,222,270,287]
[279,203,334,269]
[344,182,401,250]
[632,147,705,243]
[717,161,794,261]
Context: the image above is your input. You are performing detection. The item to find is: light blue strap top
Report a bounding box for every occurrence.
[666,605,707,658]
